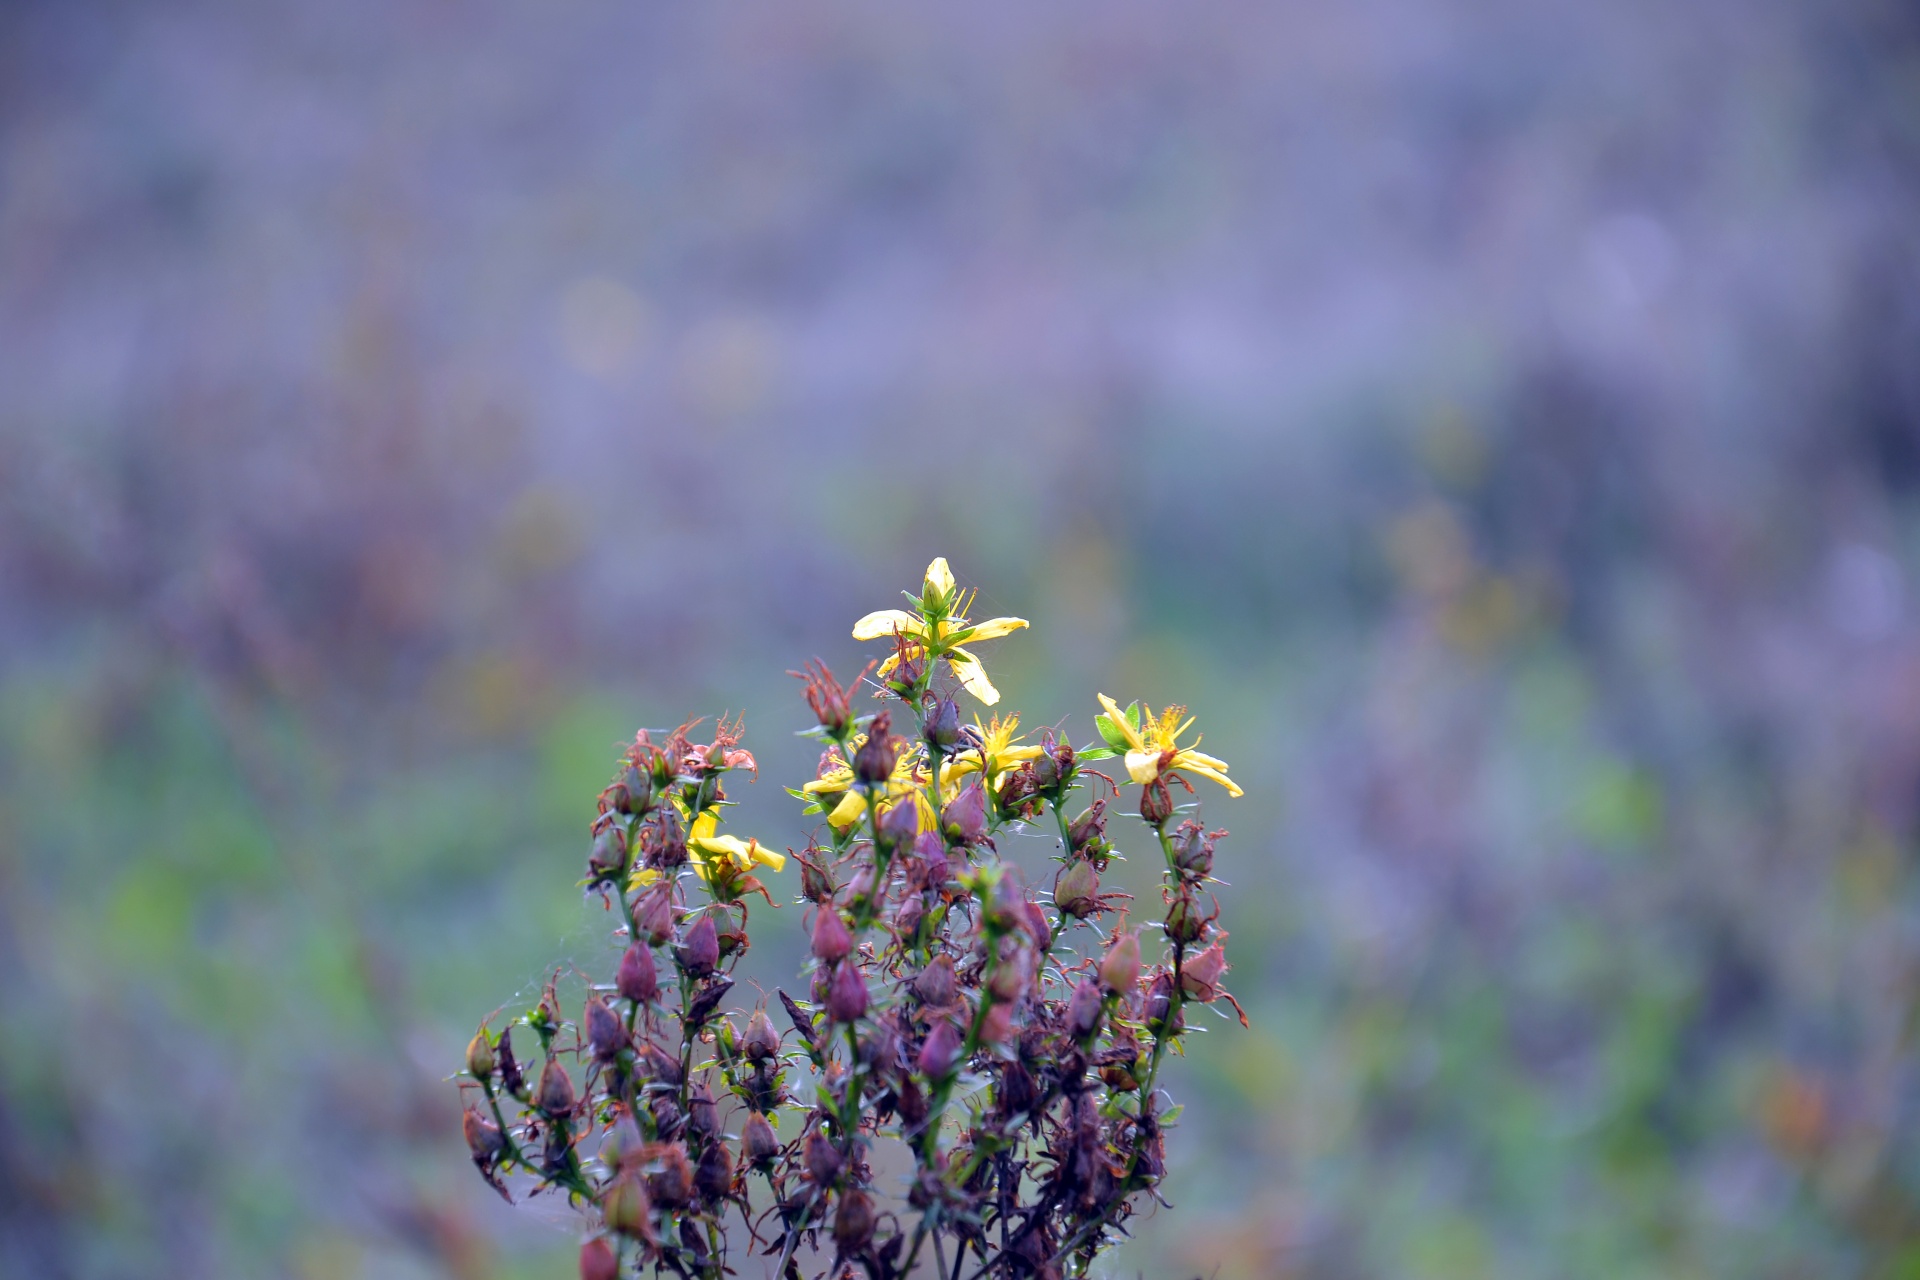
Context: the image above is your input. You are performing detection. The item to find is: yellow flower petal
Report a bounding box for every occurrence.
[852,609,925,642]
[1097,693,1147,752]
[946,647,999,705]
[828,791,868,830]
[924,557,956,602]
[803,772,852,795]
[952,616,1029,642]
[1175,756,1242,798]
[1123,748,1162,786]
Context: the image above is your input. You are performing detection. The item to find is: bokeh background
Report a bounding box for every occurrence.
[5,0,1920,1276]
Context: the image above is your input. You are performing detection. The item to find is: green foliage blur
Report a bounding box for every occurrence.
[3,1,1919,1278]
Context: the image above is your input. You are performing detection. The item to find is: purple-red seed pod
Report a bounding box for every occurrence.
[1139,778,1174,827]
[811,907,852,963]
[677,912,720,977]
[942,780,988,845]
[1021,901,1052,953]
[535,1056,576,1116]
[686,1082,719,1140]
[1144,972,1181,1036]
[602,1113,645,1173]
[894,893,926,941]
[797,850,836,903]
[1067,801,1106,852]
[917,1019,961,1078]
[877,795,921,850]
[1164,891,1208,946]
[743,1008,781,1061]
[617,942,659,1004]
[978,1001,1015,1045]
[911,954,957,1007]
[1054,859,1100,919]
[1066,979,1105,1041]
[648,1143,694,1207]
[616,763,652,815]
[826,960,869,1024]
[987,941,1035,1003]
[923,696,962,750]
[1180,939,1232,1002]
[740,1111,780,1169]
[1099,929,1142,994]
[601,1175,653,1240]
[914,830,950,883]
[834,1188,877,1251]
[853,715,898,785]
[897,1076,930,1126]
[580,1237,621,1280]
[804,1131,844,1187]
[463,1108,507,1160]
[589,824,630,878]
[633,887,675,947]
[585,996,627,1061]
[694,1140,733,1201]
[1173,823,1215,878]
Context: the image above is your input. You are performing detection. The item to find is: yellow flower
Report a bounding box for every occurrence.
[1095,692,1242,798]
[850,557,1028,705]
[688,808,787,873]
[941,713,1044,791]
[801,737,937,832]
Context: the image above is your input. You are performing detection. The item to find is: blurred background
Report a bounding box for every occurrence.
[4,0,1920,1276]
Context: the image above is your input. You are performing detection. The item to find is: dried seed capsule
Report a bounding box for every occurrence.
[617,942,659,1004]
[897,1076,930,1126]
[601,1174,653,1240]
[465,1029,496,1080]
[589,824,630,879]
[923,696,962,750]
[743,1008,781,1061]
[1180,939,1231,1002]
[463,1108,507,1161]
[911,954,957,1007]
[616,763,652,816]
[676,912,720,978]
[633,887,675,947]
[877,794,921,851]
[1099,929,1142,994]
[834,1188,877,1251]
[694,1140,733,1201]
[998,1061,1038,1116]
[585,996,627,1061]
[913,830,950,884]
[1053,859,1100,920]
[853,715,898,785]
[804,1131,844,1187]
[740,1111,780,1170]
[535,1056,576,1116]
[811,907,852,964]
[798,851,836,903]
[1066,979,1104,1041]
[1164,890,1209,946]
[1172,823,1214,879]
[496,1027,526,1096]
[1144,972,1182,1036]
[1139,779,1174,827]
[580,1236,621,1280]
[686,1082,719,1141]
[894,893,926,941]
[648,1142,694,1207]
[601,1113,645,1173]
[826,960,869,1024]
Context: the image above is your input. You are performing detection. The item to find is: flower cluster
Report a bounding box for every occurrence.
[457,558,1243,1280]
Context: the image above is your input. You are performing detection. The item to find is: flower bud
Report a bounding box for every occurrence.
[853,715,898,786]
[1139,778,1174,827]
[466,1029,496,1079]
[743,1008,781,1061]
[826,960,869,1023]
[1053,858,1100,919]
[942,780,988,845]
[695,1140,733,1201]
[617,942,659,1004]
[1099,929,1142,994]
[833,1188,877,1252]
[536,1056,576,1116]
[811,907,852,964]
[463,1108,507,1161]
[589,823,631,879]
[633,887,675,947]
[1065,979,1104,1041]
[602,1174,652,1239]
[585,996,627,1061]
[676,912,720,978]
[917,1019,961,1078]
[911,954,957,1007]
[804,1131,844,1186]
[923,697,962,750]
[616,763,653,815]
[580,1237,621,1280]
[740,1111,780,1169]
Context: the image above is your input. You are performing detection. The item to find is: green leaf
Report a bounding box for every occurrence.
[1077,746,1118,761]
[1094,715,1131,751]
